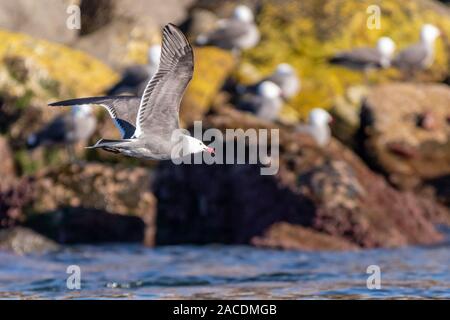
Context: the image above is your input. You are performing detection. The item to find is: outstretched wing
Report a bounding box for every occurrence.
[134,23,194,140]
[49,96,141,139]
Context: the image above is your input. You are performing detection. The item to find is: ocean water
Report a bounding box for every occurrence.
[0,242,449,299]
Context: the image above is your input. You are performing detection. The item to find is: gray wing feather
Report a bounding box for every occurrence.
[135,24,193,140]
[49,96,140,139]
[330,47,381,67]
[392,43,427,70]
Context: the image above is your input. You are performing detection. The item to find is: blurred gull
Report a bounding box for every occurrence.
[237,80,283,122]
[296,108,333,147]
[328,37,396,72]
[237,63,301,100]
[392,24,441,76]
[107,44,162,96]
[196,5,260,52]
[27,104,96,157]
[49,24,214,160]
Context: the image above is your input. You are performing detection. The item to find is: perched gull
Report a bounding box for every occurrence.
[50,24,214,161]
[392,24,441,76]
[196,5,260,52]
[296,108,333,147]
[237,63,301,100]
[237,80,283,121]
[328,37,396,72]
[106,45,162,96]
[27,105,96,156]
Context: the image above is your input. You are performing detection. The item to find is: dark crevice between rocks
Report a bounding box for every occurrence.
[354,102,393,182]
[153,160,316,246]
[24,207,145,244]
[425,174,450,208]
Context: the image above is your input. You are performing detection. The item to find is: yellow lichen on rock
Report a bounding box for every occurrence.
[180,46,235,125]
[240,0,450,122]
[0,29,118,99]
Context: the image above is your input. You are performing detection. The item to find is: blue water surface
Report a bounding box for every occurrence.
[0,241,449,299]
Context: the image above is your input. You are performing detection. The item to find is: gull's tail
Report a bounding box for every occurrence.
[86,139,126,153]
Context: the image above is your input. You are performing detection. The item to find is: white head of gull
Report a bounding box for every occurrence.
[181,135,214,157]
[147,44,162,65]
[296,108,333,147]
[257,81,282,99]
[376,37,396,68]
[420,24,440,45]
[275,63,296,76]
[233,5,254,23]
[309,108,333,127]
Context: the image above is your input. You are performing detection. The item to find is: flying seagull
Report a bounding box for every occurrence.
[237,80,283,122]
[328,37,396,72]
[49,24,214,161]
[27,105,96,157]
[392,24,441,77]
[296,108,333,147]
[106,44,162,96]
[196,5,260,52]
[237,63,301,100]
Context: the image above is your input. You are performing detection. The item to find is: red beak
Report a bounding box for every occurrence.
[206,147,215,155]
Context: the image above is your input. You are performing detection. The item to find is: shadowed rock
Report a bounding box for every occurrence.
[153,105,450,249]
[25,207,145,244]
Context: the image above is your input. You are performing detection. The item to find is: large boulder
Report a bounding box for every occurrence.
[153,105,450,250]
[361,83,450,195]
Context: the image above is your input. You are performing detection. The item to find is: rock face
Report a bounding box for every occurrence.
[153,105,450,249]
[361,83,450,193]
[0,163,157,245]
[0,0,78,44]
[28,163,155,217]
[0,136,15,182]
[0,178,33,228]
[0,227,59,255]
[74,0,195,69]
